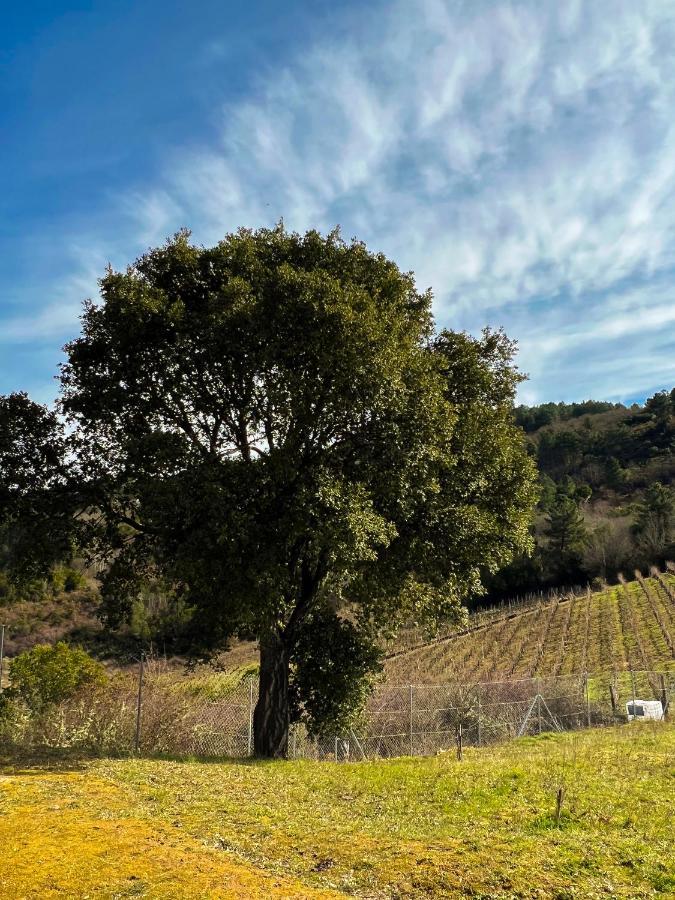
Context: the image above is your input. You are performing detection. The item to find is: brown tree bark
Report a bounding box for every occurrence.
[253,630,290,758]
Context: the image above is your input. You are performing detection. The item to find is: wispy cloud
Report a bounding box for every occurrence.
[4,0,675,404]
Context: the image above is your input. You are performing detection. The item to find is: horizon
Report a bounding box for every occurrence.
[2,1,675,407]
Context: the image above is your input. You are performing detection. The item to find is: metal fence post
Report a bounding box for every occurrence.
[247,677,254,756]
[134,651,144,754]
[585,673,591,727]
[409,684,414,756]
[0,623,5,694]
[476,696,482,747]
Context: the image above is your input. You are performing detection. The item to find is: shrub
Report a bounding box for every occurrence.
[9,642,106,712]
[50,565,86,594]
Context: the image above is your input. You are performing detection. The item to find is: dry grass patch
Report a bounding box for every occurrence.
[0,771,338,898]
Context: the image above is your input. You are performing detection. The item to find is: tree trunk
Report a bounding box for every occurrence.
[253,631,290,758]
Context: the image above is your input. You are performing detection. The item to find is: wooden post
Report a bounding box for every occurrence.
[630,670,637,722]
[456,722,463,761]
[585,673,591,727]
[0,624,5,694]
[134,652,144,753]
[660,674,669,718]
[555,787,565,826]
[476,697,482,747]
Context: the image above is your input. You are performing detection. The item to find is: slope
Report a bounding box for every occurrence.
[385,571,675,684]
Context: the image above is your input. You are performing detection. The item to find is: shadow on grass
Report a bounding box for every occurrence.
[0,746,293,773]
[0,745,128,774]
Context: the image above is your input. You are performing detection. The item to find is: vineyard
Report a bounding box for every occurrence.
[385,567,675,683]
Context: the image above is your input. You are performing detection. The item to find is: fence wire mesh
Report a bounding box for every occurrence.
[2,661,672,759]
[129,668,673,761]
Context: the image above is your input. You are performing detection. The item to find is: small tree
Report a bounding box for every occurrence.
[633,482,674,560]
[60,226,538,757]
[604,456,626,491]
[644,391,672,426]
[545,495,588,574]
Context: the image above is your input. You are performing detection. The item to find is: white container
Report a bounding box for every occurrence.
[626,699,664,721]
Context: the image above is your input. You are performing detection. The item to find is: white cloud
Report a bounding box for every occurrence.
[4,0,675,403]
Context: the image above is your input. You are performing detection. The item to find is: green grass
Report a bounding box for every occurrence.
[2,724,673,898]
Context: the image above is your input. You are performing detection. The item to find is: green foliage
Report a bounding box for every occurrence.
[633,482,674,560]
[0,692,13,723]
[604,455,626,490]
[644,390,672,424]
[490,387,674,597]
[58,225,537,754]
[289,609,383,738]
[9,642,106,712]
[128,580,193,646]
[0,393,76,584]
[50,565,87,594]
[545,495,588,575]
[514,399,621,433]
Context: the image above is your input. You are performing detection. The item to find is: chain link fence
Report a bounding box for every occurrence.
[1,648,672,759]
[131,667,674,760]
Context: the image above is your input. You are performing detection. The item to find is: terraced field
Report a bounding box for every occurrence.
[385,570,675,683]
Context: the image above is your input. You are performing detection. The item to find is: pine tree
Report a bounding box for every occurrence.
[546,495,588,570]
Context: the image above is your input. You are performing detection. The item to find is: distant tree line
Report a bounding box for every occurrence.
[487,389,675,600]
[514,399,625,433]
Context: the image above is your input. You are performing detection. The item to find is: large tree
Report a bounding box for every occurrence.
[60,226,537,757]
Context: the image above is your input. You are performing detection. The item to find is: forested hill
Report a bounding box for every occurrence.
[488,388,675,599]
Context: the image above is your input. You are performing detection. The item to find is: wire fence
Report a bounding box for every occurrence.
[18,666,673,760]
[1,631,672,759]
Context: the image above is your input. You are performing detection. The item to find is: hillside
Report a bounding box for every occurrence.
[2,726,673,898]
[490,389,675,597]
[386,570,675,684]
[2,572,675,692]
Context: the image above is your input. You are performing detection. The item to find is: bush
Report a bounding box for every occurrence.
[9,642,106,712]
[0,691,13,722]
[50,565,86,594]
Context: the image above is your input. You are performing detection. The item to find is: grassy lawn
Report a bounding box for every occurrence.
[1,724,674,898]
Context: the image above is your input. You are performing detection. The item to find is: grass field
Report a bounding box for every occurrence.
[386,572,675,683]
[1,724,673,898]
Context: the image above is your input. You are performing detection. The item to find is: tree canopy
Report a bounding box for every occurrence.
[20,225,537,757]
[0,393,74,582]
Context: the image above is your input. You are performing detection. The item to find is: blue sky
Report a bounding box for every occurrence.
[2,0,675,406]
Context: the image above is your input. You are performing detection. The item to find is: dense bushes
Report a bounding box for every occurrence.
[8,642,105,712]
